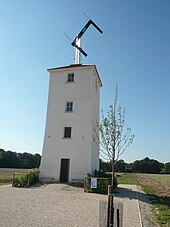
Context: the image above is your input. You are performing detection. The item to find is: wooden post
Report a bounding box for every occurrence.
[27,176,30,188]
[110,191,114,226]
[84,177,86,192]
[12,174,15,187]
[107,185,113,227]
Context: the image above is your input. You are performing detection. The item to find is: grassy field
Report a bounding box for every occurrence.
[116,172,139,185]
[0,168,29,185]
[142,173,170,185]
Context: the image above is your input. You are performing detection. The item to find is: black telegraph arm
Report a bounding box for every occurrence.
[72,44,88,57]
[71,19,103,57]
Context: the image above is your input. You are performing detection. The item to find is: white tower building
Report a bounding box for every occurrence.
[40,64,102,182]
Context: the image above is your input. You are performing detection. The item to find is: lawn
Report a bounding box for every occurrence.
[116,173,139,185]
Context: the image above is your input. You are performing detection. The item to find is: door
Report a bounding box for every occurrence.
[60,159,70,182]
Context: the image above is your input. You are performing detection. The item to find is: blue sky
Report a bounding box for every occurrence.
[0,0,170,163]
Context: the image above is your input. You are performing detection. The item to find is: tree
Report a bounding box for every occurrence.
[115,159,125,172]
[99,159,112,172]
[0,149,41,169]
[93,86,134,187]
[164,162,170,174]
[132,157,164,173]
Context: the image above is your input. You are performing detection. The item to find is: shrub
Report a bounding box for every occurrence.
[84,170,117,194]
[84,177,108,194]
[91,170,117,188]
[12,168,39,188]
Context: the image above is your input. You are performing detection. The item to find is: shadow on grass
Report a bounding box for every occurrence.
[115,185,170,208]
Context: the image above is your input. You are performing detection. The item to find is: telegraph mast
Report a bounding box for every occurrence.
[71,19,103,64]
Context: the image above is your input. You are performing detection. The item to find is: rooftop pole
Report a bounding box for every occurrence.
[75,37,81,64]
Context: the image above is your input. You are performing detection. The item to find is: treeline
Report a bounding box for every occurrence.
[100,157,170,174]
[0,149,41,169]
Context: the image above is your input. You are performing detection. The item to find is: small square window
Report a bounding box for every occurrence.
[64,127,72,138]
[66,102,73,112]
[67,73,74,82]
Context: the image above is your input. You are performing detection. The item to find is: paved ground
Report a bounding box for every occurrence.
[114,184,142,227]
[0,183,148,226]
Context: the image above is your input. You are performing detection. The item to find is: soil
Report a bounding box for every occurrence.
[137,174,170,206]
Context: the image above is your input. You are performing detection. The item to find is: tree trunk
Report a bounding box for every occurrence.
[112,158,115,190]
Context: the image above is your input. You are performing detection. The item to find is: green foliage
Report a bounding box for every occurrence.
[141,184,156,196]
[100,157,165,174]
[164,162,170,174]
[13,168,39,188]
[13,176,28,187]
[155,204,170,226]
[99,159,112,172]
[84,177,109,194]
[115,159,125,172]
[0,168,29,186]
[0,149,41,169]
[93,170,117,188]
[84,170,117,194]
[132,157,164,174]
[141,184,170,226]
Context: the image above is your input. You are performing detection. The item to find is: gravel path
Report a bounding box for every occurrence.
[137,185,159,227]
[114,184,142,227]
[0,184,157,227]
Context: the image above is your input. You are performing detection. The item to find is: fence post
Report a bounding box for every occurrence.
[84,177,86,192]
[27,176,30,188]
[12,174,15,187]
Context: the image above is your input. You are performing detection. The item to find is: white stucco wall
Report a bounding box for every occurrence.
[40,65,102,182]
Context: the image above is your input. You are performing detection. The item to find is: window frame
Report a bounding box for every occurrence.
[64,127,72,138]
[67,73,74,82]
[65,102,73,112]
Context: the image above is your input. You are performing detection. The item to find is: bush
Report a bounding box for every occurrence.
[93,170,117,188]
[84,170,117,194]
[84,177,108,194]
[12,168,39,188]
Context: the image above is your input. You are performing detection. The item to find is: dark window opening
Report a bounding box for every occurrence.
[66,102,73,112]
[64,127,72,138]
[67,73,74,82]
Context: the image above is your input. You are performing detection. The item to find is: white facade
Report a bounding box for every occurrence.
[40,64,102,182]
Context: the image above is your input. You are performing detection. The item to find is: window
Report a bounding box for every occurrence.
[64,127,72,138]
[66,102,73,112]
[67,73,74,82]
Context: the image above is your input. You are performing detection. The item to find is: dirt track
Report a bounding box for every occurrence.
[137,173,170,197]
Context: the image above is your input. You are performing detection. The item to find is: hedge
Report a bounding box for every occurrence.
[12,168,39,188]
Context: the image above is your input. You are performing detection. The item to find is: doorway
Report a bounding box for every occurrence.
[60,159,70,182]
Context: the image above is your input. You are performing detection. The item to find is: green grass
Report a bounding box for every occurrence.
[141,184,157,196]
[143,174,170,185]
[155,203,170,226]
[141,183,170,226]
[116,173,139,185]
